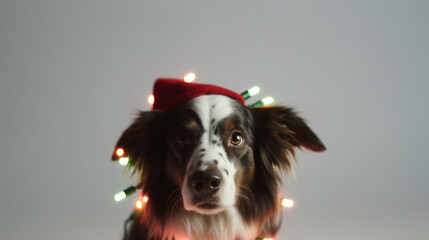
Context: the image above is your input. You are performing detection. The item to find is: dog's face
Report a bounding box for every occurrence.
[166,95,255,214]
[113,93,325,238]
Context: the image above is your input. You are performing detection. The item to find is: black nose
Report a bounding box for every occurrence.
[190,169,223,195]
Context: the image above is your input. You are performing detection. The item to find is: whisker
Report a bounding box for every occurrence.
[237,186,254,207]
[165,188,183,215]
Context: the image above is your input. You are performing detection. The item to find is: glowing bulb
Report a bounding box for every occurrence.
[135,194,148,209]
[148,95,155,105]
[248,86,260,96]
[114,186,137,202]
[263,238,274,240]
[282,198,294,208]
[116,148,124,157]
[184,72,196,82]
[241,86,260,100]
[136,200,143,209]
[261,96,274,105]
[250,96,274,107]
[114,191,126,202]
[119,157,129,166]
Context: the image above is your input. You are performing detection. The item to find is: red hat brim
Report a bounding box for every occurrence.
[152,78,245,110]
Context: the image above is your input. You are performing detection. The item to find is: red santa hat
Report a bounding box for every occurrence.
[152,78,245,110]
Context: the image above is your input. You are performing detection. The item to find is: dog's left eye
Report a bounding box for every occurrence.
[230,132,243,146]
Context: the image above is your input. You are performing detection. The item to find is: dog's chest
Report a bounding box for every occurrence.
[162,208,259,240]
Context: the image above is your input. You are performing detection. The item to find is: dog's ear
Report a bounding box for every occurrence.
[111,110,169,185]
[252,106,326,172]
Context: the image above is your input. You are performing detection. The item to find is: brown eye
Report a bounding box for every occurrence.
[230,132,243,146]
[177,133,188,145]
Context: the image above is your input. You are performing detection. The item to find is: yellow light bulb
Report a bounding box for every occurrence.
[116,148,124,157]
[148,95,155,105]
[136,200,143,209]
[281,198,294,208]
[184,72,196,82]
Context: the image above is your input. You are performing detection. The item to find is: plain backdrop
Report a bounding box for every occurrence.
[1,1,428,240]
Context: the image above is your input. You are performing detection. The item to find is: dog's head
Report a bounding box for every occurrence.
[113,89,325,221]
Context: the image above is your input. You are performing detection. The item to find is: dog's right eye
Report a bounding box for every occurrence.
[176,133,188,145]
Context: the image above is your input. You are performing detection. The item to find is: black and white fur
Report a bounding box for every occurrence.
[114,95,325,240]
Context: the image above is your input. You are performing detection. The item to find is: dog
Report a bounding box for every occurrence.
[112,79,325,240]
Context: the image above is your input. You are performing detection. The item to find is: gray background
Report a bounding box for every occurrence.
[1,1,428,239]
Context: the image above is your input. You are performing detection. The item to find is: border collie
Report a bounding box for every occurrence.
[112,79,325,240]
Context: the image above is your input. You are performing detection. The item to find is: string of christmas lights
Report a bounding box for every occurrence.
[113,72,295,240]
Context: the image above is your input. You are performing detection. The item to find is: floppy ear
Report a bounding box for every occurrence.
[252,106,326,172]
[111,110,169,185]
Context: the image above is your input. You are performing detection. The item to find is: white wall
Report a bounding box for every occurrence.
[1,1,428,239]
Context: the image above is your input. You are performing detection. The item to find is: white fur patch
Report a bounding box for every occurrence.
[182,95,238,213]
[163,208,259,240]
